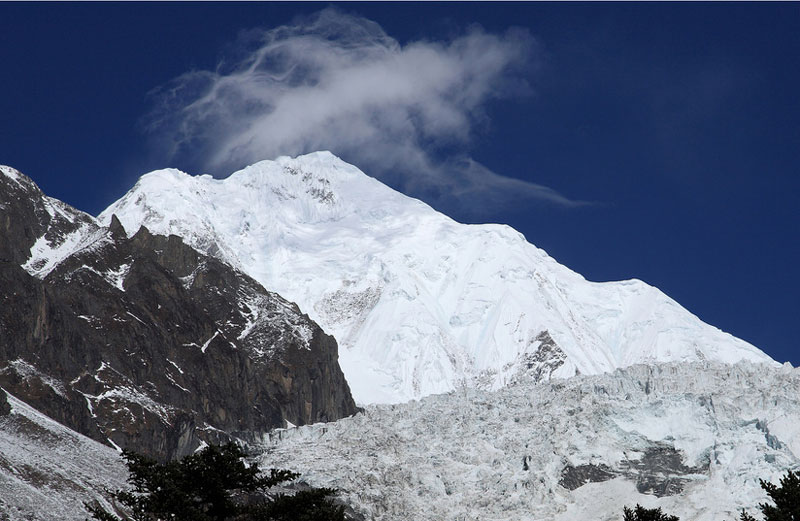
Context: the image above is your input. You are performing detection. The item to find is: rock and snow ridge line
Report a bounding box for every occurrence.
[99,152,776,405]
[1,166,358,459]
[0,166,315,356]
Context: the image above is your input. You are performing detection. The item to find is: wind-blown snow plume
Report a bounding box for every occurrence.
[144,8,585,215]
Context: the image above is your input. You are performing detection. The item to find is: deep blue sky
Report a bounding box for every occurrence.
[1,3,798,366]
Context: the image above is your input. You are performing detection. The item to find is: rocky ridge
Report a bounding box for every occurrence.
[0,165,357,459]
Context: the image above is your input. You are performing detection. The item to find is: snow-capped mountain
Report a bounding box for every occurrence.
[257,361,800,521]
[101,152,774,404]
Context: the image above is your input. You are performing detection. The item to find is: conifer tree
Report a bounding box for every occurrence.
[85,442,344,521]
[740,470,800,521]
[622,504,680,521]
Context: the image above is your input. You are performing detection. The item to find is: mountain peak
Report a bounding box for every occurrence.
[226,151,413,214]
[105,153,434,243]
[1,164,39,193]
[100,153,775,404]
[0,164,22,181]
[273,150,342,167]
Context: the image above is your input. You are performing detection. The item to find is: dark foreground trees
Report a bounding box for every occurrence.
[622,504,680,521]
[740,470,800,521]
[85,442,345,521]
[621,469,800,521]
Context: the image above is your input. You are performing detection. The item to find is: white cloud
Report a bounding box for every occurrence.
[144,8,585,216]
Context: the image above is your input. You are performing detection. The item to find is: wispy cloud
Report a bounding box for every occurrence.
[144,8,586,216]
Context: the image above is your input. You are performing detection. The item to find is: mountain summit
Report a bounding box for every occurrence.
[101,152,774,403]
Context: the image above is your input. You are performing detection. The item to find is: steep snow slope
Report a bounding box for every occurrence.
[0,165,100,277]
[101,152,774,404]
[0,390,125,521]
[256,362,800,521]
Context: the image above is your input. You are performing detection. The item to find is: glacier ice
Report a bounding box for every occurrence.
[255,361,800,521]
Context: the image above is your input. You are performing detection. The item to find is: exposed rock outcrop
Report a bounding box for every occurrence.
[0,166,358,460]
[559,444,707,497]
[0,387,10,415]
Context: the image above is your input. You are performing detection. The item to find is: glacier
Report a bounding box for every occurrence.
[255,361,800,521]
[100,152,775,404]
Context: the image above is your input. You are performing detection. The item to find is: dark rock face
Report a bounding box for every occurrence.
[0,388,10,415]
[620,445,705,496]
[560,444,708,497]
[0,167,95,268]
[512,330,567,383]
[560,463,617,490]
[0,166,358,460]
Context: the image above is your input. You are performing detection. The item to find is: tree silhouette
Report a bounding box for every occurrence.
[85,442,344,521]
[740,470,800,521]
[622,504,680,521]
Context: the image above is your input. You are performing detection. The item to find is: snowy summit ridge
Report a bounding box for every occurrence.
[101,152,774,404]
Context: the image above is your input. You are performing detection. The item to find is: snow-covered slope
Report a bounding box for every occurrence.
[100,152,774,404]
[256,361,800,521]
[0,164,100,278]
[0,390,125,521]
